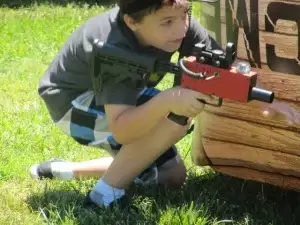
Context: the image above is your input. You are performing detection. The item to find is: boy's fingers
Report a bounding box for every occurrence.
[262,109,276,118]
[197,93,212,103]
[291,109,300,124]
[184,118,193,130]
[192,100,205,110]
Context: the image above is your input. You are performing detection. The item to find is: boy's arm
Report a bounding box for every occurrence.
[79,28,172,144]
[104,91,171,145]
[96,82,171,145]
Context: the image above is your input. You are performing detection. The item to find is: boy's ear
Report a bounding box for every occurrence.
[123,14,138,31]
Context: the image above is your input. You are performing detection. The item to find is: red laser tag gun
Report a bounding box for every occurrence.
[167,42,275,125]
[91,40,275,126]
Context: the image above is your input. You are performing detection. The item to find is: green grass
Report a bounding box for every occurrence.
[1,1,300,224]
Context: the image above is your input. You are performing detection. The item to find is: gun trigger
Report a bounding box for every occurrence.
[199,97,223,107]
[209,97,223,107]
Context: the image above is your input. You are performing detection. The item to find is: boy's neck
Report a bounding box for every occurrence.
[132,31,150,47]
[118,12,151,50]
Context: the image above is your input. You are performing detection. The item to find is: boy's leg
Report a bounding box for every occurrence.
[30,90,119,180]
[30,145,186,186]
[134,144,186,188]
[30,157,114,180]
[132,87,187,188]
[87,115,191,208]
[156,149,187,188]
[30,89,187,187]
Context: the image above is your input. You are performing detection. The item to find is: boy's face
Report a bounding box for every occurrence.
[126,5,189,52]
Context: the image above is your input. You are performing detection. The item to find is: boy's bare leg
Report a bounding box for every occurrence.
[30,152,187,187]
[88,117,190,207]
[72,157,114,179]
[74,157,187,187]
[103,120,188,188]
[30,157,113,180]
[157,157,187,188]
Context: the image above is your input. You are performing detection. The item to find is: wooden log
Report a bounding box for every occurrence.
[232,27,298,64]
[198,111,300,157]
[191,113,210,166]
[212,166,300,192]
[253,66,300,102]
[191,0,300,192]
[203,138,300,178]
[220,0,300,35]
[205,99,300,131]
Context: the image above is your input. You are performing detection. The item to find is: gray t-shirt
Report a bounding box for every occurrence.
[38,6,220,122]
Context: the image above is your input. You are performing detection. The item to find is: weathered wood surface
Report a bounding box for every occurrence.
[220,0,300,35]
[203,138,300,178]
[205,100,300,130]
[192,0,300,191]
[212,166,300,192]
[199,112,300,157]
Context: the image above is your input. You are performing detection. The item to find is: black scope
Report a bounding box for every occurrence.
[192,42,236,69]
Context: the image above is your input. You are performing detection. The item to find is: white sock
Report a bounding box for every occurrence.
[50,162,74,180]
[89,179,125,207]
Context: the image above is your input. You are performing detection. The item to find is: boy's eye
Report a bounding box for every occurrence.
[160,9,189,27]
[161,20,173,26]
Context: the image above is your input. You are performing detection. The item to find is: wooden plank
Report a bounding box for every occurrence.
[199,111,300,156]
[220,24,300,102]
[202,138,300,178]
[205,99,300,131]
[254,65,300,101]
[219,0,300,35]
[193,0,300,192]
[190,114,210,166]
[213,165,300,192]
[227,26,298,63]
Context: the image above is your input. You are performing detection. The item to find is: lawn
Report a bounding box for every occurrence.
[1,1,300,224]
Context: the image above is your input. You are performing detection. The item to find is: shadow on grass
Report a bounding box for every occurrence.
[0,0,116,8]
[147,171,300,224]
[25,172,300,225]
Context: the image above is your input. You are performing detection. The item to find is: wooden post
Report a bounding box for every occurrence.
[191,0,300,191]
[198,1,221,44]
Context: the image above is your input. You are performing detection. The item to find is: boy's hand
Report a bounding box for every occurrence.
[166,87,212,118]
[261,100,300,125]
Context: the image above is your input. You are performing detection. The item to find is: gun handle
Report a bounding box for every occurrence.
[167,112,188,126]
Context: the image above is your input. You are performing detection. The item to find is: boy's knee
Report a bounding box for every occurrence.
[159,161,187,189]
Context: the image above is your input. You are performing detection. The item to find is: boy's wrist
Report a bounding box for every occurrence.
[158,88,175,113]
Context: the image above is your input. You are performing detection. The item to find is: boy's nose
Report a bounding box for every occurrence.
[173,21,188,38]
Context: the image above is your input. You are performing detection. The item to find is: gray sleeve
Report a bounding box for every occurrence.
[95,78,139,106]
[80,25,139,106]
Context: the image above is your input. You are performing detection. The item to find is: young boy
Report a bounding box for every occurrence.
[29,0,300,210]
[30,0,219,209]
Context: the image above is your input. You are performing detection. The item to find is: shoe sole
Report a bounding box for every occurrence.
[29,158,66,180]
[29,164,40,180]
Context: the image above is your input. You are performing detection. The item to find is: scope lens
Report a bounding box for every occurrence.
[236,62,251,74]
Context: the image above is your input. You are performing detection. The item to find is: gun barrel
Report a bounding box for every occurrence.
[249,87,274,103]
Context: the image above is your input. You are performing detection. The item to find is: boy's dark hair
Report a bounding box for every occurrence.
[117,0,189,22]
